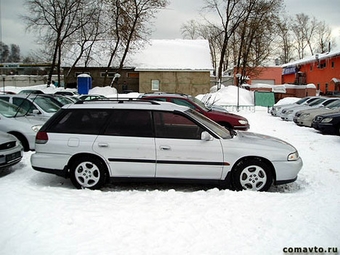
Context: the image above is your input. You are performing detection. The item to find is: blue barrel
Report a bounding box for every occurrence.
[77,74,92,94]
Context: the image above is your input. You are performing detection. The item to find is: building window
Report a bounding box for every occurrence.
[127,72,139,78]
[331,61,335,68]
[151,80,160,91]
[100,72,117,78]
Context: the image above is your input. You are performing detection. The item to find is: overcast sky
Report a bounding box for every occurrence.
[1,0,340,56]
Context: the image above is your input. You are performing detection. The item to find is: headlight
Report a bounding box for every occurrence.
[321,117,333,123]
[301,113,310,118]
[238,120,248,125]
[288,151,299,161]
[32,125,42,132]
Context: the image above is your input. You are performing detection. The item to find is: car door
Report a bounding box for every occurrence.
[94,109,156,178]
[153,111,224,180]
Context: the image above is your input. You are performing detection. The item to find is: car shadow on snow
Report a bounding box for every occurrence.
[269,182,303,193]
[0,167,16,178]
[102,182,219,192]
[29,174,304,193]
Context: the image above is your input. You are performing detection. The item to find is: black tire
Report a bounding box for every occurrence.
[232,159,273,191]
[10,132,30,152]
[70,156,108,189]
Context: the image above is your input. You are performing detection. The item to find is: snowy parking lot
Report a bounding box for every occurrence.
[0,98,339,254]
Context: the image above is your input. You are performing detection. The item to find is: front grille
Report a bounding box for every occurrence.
[0,141,16,150]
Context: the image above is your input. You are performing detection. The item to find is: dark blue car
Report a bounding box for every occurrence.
[312,112,340,135]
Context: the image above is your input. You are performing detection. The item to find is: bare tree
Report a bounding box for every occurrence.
[314,20,336,53]
[22,0,99,86]
[181,20,201,39]
[233,0,283,81]
[200,0,283,84]
[275,17,296,64]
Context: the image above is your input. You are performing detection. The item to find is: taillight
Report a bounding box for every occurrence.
[36,131,48,144]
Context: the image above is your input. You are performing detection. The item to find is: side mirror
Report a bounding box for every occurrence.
[32,109,41,115]
[201,131,213,141]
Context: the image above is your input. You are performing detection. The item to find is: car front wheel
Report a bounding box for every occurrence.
[70,156,107,189]
[232,159,273,191]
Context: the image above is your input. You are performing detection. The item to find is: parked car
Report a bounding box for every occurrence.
[280,97,339,121]
[270,96,312,116]
[0,94,60,120]
[31,100,302,191]
[277,97,321,119]
[312,112,340,135]
[293,99,340,127]
[18,89,44,95]
[0,100,44,151]
[78,94,107,101]
[140,93,249,130]
[54,90,79,97]
[0,131,23,169]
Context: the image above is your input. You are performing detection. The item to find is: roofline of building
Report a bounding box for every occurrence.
[282,50,340,68]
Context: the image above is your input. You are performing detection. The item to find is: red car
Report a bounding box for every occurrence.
[141,93,249,130]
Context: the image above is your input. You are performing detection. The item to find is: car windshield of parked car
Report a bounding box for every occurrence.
[0,100,27,117]
[308,98,326,106]
[191,97,211,111]
[296,97,311,105]
[327,100,340,109]
[32,97,60,113]
[186,109,232,139]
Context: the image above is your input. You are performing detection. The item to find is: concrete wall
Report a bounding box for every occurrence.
[138,71,211,96]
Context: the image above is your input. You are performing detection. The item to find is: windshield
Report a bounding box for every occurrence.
[309,98,326,106]
[191,97,210,111]
[0,100,27,117]
[32,97,60,113]
[185,109,232,139]
[296,97,311,105]
[327,100,340,109]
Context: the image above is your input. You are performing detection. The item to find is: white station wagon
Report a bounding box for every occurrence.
[31,100,303,191]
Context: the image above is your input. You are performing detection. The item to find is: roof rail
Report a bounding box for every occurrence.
[75,98,161,105]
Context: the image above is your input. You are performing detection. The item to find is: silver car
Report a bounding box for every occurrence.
[280,98,339,121]
[0,100,44,151]
[0,131,23,169]
[293,99,340,127]
[0,94,60,121]
[270,96,312,116]
[31,100,302,191]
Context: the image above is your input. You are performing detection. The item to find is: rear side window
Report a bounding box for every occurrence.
[104,110,153,137]
[47,109,110,134]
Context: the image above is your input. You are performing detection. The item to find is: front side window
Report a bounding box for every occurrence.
[13,98,38,114]
[104,110,153,137]
[154,111,203,139]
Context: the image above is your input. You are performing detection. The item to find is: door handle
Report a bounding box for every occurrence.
[98,143,109,147]
[160,145,171,151]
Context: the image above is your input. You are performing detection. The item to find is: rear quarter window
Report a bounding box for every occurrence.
[46,109,110,134]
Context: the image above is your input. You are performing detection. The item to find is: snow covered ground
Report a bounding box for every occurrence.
[0,85,339,255]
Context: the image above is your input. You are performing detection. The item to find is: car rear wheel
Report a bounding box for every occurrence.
[232,159,273,191]
[70,156,108,189]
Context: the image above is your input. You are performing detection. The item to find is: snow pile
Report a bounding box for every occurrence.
[199,85,254,106]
